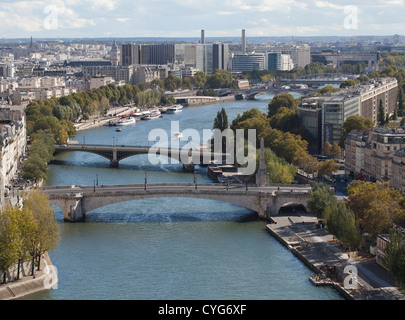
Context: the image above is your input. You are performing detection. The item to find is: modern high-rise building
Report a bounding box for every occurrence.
[256,44,311,69]
[267,52,281,71]
[121,43,140,66]
[201,30,205,44]
[297,77,398,149]
[232,53,265,73]
[213,43,229,70]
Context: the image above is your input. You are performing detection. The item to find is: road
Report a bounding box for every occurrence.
[41,183,312,195]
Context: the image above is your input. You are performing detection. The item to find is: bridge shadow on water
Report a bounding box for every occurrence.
[52,198,259,224]
[54,210,258,224]
[49,159,189,173]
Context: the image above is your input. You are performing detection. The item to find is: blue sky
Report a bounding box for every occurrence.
[0,0,404,39]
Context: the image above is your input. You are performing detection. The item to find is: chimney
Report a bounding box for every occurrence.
[242,29,246,54]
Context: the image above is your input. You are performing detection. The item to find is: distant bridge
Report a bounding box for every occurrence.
[53,144,228,170]
[278,73,358,86]
[41,183,311,222]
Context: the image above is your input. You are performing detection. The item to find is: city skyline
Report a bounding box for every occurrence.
[0,0,404,39]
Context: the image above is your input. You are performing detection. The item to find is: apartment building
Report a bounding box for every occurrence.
[0,106,27,207]
[345,128,405,190]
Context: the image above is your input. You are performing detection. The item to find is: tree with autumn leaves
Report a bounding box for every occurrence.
[347,181,405,239]
[0,190,60,284]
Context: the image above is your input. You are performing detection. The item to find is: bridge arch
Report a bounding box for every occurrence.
[44,184,310,222]
[53,147,198,168]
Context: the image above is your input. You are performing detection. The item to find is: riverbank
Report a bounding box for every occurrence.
[266,214,405,300]
[0,252,57,300]
[73,95,237,133]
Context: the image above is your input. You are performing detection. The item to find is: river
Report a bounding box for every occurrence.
[23,93,343,300]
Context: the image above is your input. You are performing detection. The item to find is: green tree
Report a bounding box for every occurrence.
[347,181,405,239]
[378,99,386,126]
[382,227,405,287]
[307,183,337,219]
[325,202,362,250]
[259,148,297,184]
[0,207,23,283]
[212,108,230,152]
[318,85,339,95]
[268,93,298,118]
[318,159,339,179]
[340,115,374,148]
[21,153,48,182]
[23,190,60,273]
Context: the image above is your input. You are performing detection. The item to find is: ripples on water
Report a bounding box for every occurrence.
[28,95,343,300]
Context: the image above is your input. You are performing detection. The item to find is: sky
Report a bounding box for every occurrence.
[0,0,404,39]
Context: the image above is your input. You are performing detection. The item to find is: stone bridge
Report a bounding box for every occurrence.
[41,183,311,222]
[53,144,228,170]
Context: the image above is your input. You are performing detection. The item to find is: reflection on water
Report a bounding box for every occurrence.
[27,95,343,300]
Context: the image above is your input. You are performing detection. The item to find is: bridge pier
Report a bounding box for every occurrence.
[110,159,119,168]
[53,193,85,222]
[182,163,194,172]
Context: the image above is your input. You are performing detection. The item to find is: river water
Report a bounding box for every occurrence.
[24,93,343,300]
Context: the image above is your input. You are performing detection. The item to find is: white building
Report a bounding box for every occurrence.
[90,76,115,90]
[0,106,26,208]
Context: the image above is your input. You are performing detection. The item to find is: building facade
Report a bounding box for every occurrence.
[0,106,26,207]
[345,128,405,188]
[232,53,265,73]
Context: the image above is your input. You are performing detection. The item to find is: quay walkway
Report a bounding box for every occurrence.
[267,214,405,300]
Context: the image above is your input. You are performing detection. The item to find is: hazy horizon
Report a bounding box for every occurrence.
[0,1,404,39]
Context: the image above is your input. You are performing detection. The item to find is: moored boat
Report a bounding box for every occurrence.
[115,116,136,126]
[166,104,183,114]
[143,111,161,120]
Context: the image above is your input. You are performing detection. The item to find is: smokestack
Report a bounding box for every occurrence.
[201,30,205,44]
[242,29,246,54]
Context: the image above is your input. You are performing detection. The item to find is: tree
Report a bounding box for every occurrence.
[330,143,342,158]
[318,159,339,179]
[14,206,37,280]
[259,148,297,184]
[322,142,332,156]
[382,227,405,287]
[0,207,23,283]
[21,153,48,182]
[268,93,298,118]
[341,115,374,148]
[293,152,319,174]
[378,99,386,126]
[213,108,230,152]
[206,69,234,88]
[269,107,299,133]
[347,181,405,239]
[307,183,337,219]
[22,190,60,273]
[318,85,339,95]
[325,202,362,250]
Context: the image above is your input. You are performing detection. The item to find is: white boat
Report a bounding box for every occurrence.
[143,111,161,120]
[115,117,136,126]
[116,127,122,132]
[166,105,183,114]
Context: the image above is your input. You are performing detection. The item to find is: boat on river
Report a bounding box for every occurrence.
[166,105,183,114]
[115,116,136,126]
[142,110,161,120]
